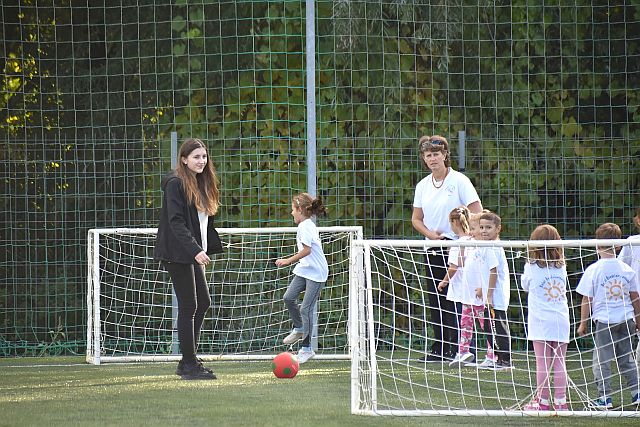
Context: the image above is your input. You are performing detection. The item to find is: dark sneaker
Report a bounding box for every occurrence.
[179,361,216,380]
[494,359,514,371]
[176,359,187,376]
[176,358,214,376]
[442,351,456,362]
[420,353,445,363]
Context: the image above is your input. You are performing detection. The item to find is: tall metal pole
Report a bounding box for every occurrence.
[306,0,317,198]
[458,130,466,172]
[305,0,319,352]
[170,131,178,169]
[170,131,179,355]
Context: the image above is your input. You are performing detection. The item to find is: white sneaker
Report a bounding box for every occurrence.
[477,357,497,369]
[448,352,475,366]
[283,330,303,345]
[297,347,315,364]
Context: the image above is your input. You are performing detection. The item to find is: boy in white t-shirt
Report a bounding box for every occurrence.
[477,211,512,370]
[576,222,640,409]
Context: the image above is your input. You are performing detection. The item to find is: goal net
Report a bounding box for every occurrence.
[87,226,362,364]
[351,238,640,417]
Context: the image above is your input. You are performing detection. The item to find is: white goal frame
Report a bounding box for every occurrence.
[350,238,640,417]
[87,226,362,364]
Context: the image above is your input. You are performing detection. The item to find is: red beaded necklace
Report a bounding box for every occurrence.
[431,168,449,189]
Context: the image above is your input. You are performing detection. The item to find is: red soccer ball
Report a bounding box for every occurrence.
[272,352,299,378]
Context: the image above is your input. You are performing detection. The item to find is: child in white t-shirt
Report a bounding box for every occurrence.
[521,224,570,411]
[477,211,512,370]
[619,208,640,274]
[276,193,328,364]
[576,222,640,408]
[438,209,491,366]
[437,207,470,304]
[460,213,502,369]
[618,209,640,366]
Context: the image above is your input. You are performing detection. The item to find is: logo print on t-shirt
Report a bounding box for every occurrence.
[544,279,565,303]
[605,279,625,301]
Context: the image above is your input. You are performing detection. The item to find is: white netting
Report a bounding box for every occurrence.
[351,239,640,417]
[87,226,362,363]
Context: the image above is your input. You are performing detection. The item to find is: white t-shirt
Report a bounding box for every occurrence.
[521,262,570,342]
[490,246,511,310]
[576,258,639,324]
[197,210,208,252]
[292,218,329,282]
[413,168,481,240]
[459,245,485,306]
[619,234,640,275]
[464,246,499,306]
[445,236,471,303]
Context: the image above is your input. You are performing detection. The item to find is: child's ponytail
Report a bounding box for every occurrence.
[293,192,327,217]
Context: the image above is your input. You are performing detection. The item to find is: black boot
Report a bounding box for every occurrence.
[176,358,214,376]
[177,360,216,380]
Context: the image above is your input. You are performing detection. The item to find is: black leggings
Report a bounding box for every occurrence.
[425,248,458,357]
[162,262,211,363]
[484,308,511,363]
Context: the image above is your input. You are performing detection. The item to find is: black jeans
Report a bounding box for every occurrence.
[162,262,211,363]
[425,246,458,357]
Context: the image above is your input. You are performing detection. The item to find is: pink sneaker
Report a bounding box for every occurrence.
[554,398,569,411]
[524,398,550,411]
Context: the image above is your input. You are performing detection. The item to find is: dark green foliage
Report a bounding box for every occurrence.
[1,1,638,354]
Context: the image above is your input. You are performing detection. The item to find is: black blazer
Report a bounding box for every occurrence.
[154,171,223,264]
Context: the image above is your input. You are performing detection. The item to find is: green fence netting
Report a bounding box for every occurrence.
[1,1,638,356]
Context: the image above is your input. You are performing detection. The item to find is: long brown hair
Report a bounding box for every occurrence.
[528,224,564,268]
[175,138,220,215]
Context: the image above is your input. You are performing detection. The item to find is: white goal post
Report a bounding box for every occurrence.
[350,238,640,417]
[87,226,362,364]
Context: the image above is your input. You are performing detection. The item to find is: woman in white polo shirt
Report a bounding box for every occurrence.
[411,135,483,362]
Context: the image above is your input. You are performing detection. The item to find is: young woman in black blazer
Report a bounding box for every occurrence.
[154,138,222,380]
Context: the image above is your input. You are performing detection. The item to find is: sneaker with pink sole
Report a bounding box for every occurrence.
[523,397,550,411]
[554,398,569,411]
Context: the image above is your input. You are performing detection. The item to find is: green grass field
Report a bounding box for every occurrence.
[1,356,639,426]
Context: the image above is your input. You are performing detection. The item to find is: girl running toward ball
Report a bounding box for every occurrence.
[275,193,328,364]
